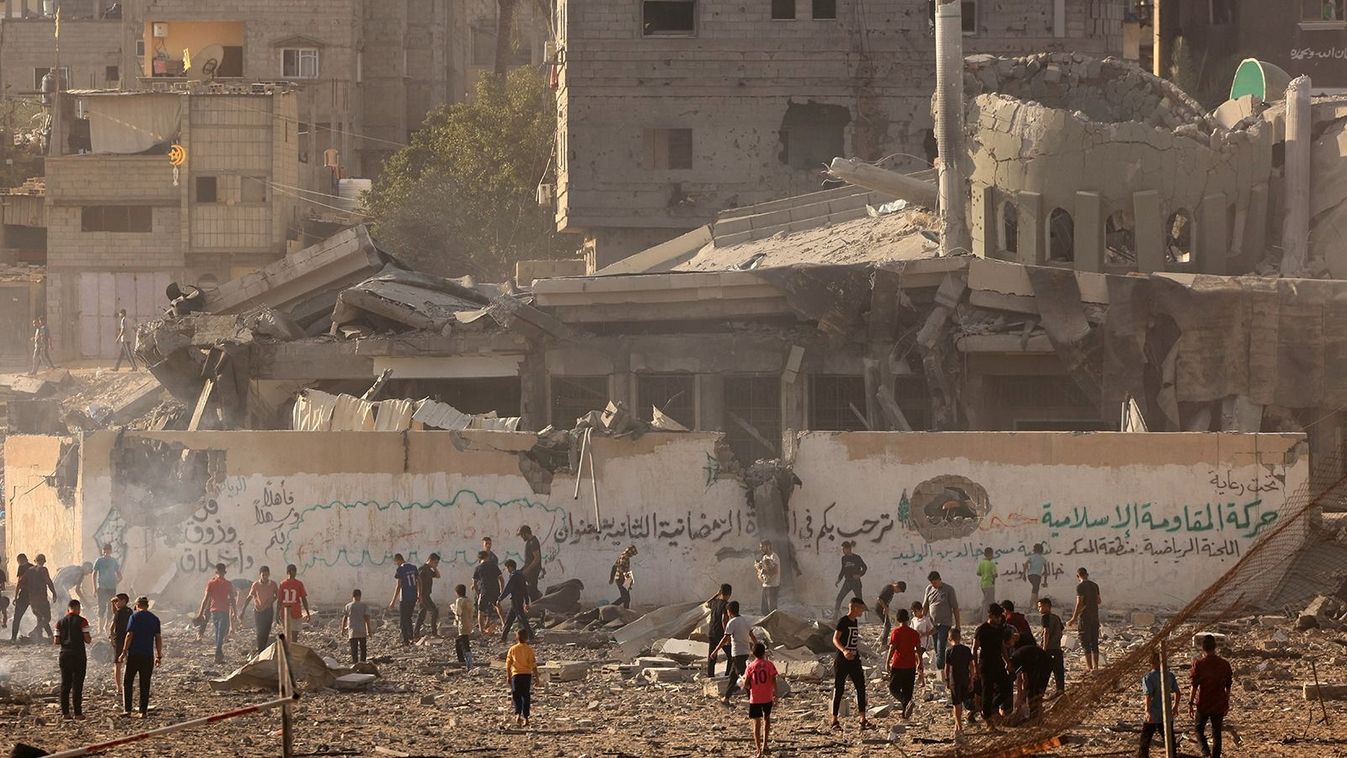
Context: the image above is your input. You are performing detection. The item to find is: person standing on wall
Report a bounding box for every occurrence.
[29,317,55,375]
[92,544,122,628]
[108,593,132,699]
[1190,634,1233,758]
[977,547,998,610]
[388,554,418,646]
[609,545,637,609]
[25,554,58,642]
[830,597,873,731]
[705,583,732,678]
[1066,567,1102,670]
[112,309,138,371]
[414,553,441,639]
[499,559,533,643]
[119,596,161,718]
[1023,543,1049,607]
[278,564,310,641]
[54,598,91,720]
[833,541,868,619]
[518,526,544,601]
[923,571,961,677]
[755,541,781,616]
[195,563,236,664]
[10,553,33,644]
[245,566,278,654]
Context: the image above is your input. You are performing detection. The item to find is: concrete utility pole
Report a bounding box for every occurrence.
[1281,75,1312,277]
[934,0,970,257]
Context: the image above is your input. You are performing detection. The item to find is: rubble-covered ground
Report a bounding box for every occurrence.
[1,604,1345,757]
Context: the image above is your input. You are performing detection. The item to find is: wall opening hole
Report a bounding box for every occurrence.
[1048,207,1074,262]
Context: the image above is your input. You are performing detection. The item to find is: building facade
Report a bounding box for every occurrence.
[44,88,303,360]
[554,0,1128,268]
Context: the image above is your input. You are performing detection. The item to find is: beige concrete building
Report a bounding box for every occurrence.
[0,1,122,95]
[554,0,1128,268]
[44,87,303,360]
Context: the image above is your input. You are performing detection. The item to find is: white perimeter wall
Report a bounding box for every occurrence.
[3,430,1308,615]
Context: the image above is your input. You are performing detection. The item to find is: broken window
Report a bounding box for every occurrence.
[81,206,153,233]
[724,375,782,463]
[808,375,868,432]
[241,176,267,203]
[637,374,695,429]
[1106,211,1136,266]
[1166,210,1193,265]
[549,376,608,428]
[1302,0,1345,21]
[643,1,696,36]
[962,0,977,33]
[1047,207,1074,263]
[812,0,837,19]
[650,128,693,170]
[194,176,219,204]
[282,48,319,79]
[1001,201,1018,256]
[779,102,849,170]
[772,0,796,20]
[894,376,932,431]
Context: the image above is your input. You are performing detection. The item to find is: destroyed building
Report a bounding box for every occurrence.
[553,0,1136,268]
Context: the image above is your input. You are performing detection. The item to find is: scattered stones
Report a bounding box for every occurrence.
[641,667,692,684]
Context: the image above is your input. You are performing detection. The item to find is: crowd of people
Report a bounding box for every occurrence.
[1,535,1234,758]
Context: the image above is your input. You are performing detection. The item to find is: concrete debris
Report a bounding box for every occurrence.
[752,609,834,654]
[538,661,591,682]
[611,603,707,660]
[291,389,521,433]
[656,638,707,665]
[209,642,348,692]
[640,667,692,684]
[1302,683,1347,701]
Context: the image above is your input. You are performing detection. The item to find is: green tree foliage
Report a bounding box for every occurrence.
[367,68,572,279]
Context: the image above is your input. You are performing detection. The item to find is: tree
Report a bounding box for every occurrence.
[367,67,572,279]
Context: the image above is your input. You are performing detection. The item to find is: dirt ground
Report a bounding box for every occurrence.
[0,605,1344,758]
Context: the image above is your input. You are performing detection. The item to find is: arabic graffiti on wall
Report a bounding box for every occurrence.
[1039,499,1278,539]
[1290,47,1347,61]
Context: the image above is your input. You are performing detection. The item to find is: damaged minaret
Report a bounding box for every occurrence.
[933,0,971,257]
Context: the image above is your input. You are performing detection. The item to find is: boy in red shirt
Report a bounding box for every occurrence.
[278,564,310,640]
[743,642,778,758]
[887,607,923,719]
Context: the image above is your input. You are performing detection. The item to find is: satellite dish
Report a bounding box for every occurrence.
[187,44,226,81]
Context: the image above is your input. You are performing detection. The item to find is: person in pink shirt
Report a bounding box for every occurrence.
[194,563,236,663]
[743,642,778,758]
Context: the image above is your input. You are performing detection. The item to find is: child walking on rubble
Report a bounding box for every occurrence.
[506,628,538,728]
[744,642,778,758]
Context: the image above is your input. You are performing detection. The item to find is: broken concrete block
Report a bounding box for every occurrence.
[1304,595,1346,619]
[332,673,377,690]
[634,656,679,669]
[702,678,731,698]
[1297,615,1320,631]
[658,638,707,665]
[1304,683,1347,701]
[642,667,692,684]
[779,659,829,681]
[540,661,590,682]
[543,630,610,648]
[867,704,896,719]
[1131,611,1156,626]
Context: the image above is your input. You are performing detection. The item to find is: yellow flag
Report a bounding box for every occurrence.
[54,7,60,39]
[183,48,192,70]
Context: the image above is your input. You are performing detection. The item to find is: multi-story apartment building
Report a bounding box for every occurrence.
[554,0,1129,268]
[44,87,304,359]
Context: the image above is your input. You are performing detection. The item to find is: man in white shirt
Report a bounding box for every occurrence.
[709,601,758,704]
[755,541,781,615]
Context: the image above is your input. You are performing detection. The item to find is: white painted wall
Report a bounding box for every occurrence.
[4,430,1308,617]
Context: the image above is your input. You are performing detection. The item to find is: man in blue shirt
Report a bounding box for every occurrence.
[1023,543,1049,607]
[1139,651,1180,757]
[499,559,532,643]
[92,544,122,628]
[119,596,161,718]
[387,554,418,646]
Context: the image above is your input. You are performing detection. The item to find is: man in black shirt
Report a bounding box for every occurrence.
[414,553,441,638]
[518,526,544,601]
[54,599,91,719]
[10,554,31,642]
[973,603,1014,725]
[705,583,732,678]
[943,627,976,734]
[24,554,58,641]
[109,593,133,698]
[1010,642,1053,719]
[1067,567,1102,670]
[499,560,532,643]
[472,550,504,635]
[1038,597,1066,694]
[833,541,868,618]
[875,580,906,647]
[830,597,873,731]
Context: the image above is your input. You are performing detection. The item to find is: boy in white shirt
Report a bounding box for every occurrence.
[910,601,935,687]
[451,583,475,670]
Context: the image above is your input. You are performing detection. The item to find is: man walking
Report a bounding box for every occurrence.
[120,596,161,718]
[472,549,504,636]
[245,566,278,653]
[1023,543,1049,607]
[10,553,33,643]
[195,563,236,663]
[342,589,371,663]
[709,600,756,704]
[887,608,922,719]
[1067,567,1102,670]
[922,571,961,673]
[755,541,781,615]
[278,564,310,640]
[609,545,637,609]
[414,553,441,639]
[29,318,54,374]
[25,554,58,641]
[499,559,533,643]
[518,526,544,600]
[109,593,132,698]
[876,580,906,648]
[831,597,873,731]
[977,547,998,610]
[973,603,1014,726]
[54,599,91,720]
[833,541,868,618]
[705,583,732,678]
[1190,634,1233,758]
[1139,651,1181,757]
[388,554,418,645]
[1038,597,1066,695]
[92,544,122,627]
[113,309,138,371]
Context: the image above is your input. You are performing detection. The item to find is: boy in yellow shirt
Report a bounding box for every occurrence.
[506,628,538,727]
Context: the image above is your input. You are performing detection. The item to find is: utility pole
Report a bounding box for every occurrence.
[933,0,970,257]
